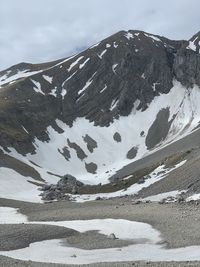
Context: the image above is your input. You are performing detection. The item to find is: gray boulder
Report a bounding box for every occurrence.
[57,174,84,193]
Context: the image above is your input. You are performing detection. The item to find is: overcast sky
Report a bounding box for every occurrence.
[1,0,200,70]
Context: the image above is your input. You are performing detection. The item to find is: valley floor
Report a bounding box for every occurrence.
[1,198,200,266]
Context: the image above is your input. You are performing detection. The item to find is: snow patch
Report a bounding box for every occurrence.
[0,167,43,203]
[186,37,198,51]
[144,33,161,42]
[0,207,27,224]
[3,217,200,264]
[113,42,118,48]
[31,79,45,95]
[67,56,84,72]
[79,58,90,69]
[112,64,118,74]
[43,75,53,83]
[49,87,57,97]
[78,72,96,95]
[98,50,107,59]
[125,32,134,40]
[100,84,107,93]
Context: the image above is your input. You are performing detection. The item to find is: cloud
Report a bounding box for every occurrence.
[0,0,200,70]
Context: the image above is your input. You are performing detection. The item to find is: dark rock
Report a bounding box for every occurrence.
[138,177,145,184]
[113,132,122,142]
[126,146,138,159]
[57,174,84,192]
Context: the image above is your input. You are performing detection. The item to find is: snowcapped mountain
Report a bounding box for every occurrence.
[1,30,200,202]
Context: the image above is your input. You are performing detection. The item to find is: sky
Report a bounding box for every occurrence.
[0,0,200,70]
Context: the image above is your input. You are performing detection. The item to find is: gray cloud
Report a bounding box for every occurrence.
[1,0,200,70]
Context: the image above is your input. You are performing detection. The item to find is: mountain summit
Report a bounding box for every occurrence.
[1,30,200,202]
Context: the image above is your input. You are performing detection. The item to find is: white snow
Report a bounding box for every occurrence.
[113,42,118,48]
[125,32,134,40]
[61,89,67,99]
[31,79,45,95]
[79,58,90,69]
[68,160,186,202]
[144,33,161,42]
[98,49,107,59]
[186,37,198,51]
[110,99,119,111]
[142,191,182,202]
[43,75,53,83]
[67,56,84,72]
[21,125,29,134]
[62,71,77,87]
[49,87,57,97]
[78,72,96,95]
[186,193,200,201]
[152,82,160,91]
[112,64,118,74]
[100,84,107,93]
[2,217,200,264]
[0,168,42,203]
[89,42,100,49]
[0,70,42,87]
[0,207,27,224]
[106,44,111,48]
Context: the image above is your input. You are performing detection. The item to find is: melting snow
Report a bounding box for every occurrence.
[98,49,107,59]
[112,64,118,74]
[0,70,42,87]
[113,42,118,48]
[43,75,53,83]
[21,125,29,134]
[186,37,198,51]
[49,87,57,97]
[79,58,90,69]
[67,56,84,72]
[186,193,200,201]
[144,33,161,42]
[2,217,200,264]
[61,89,67,99]
[90,42,100,49]
[78,72,96,95]
[142,191,183,202]
[62,71,77,87]
[69,160,186,202]
[110,99,119,111]
[100,84,107,93]
[125,32,134,40]
[0,167,43,203]
[31,79,45,95]
[0,207,27,224]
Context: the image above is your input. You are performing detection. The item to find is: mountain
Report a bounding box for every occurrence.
[1,30,200,202]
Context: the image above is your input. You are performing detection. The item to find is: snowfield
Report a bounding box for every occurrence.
[1,208,200,264]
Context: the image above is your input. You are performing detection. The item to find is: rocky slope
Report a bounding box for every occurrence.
[1,30,200,202]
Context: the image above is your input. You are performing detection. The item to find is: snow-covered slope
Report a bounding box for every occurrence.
[4,81,200,186]
[1,30,200,202]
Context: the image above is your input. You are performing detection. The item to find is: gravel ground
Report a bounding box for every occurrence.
[1,198,200,266]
